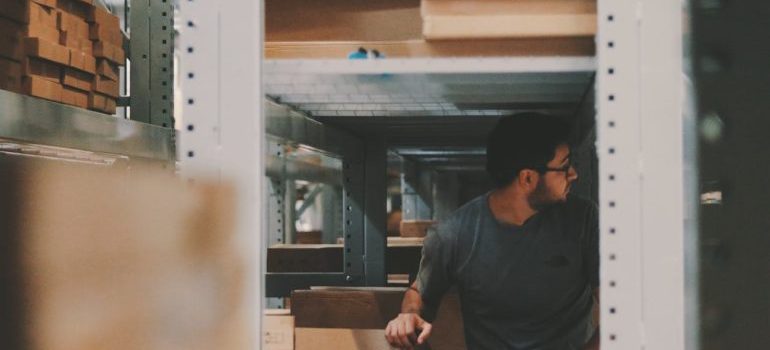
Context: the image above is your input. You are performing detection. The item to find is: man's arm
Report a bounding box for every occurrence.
[582,287,600,350]
[385,282,434,349]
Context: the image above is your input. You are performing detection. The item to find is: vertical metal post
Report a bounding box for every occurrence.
[342,149,366,283]
[364,139,387,286]
[694,1,770,349]
[177,0,263,347]
[128,0,149,121]
[598,0,687,349]
[129,0,173,126]
[432,171,460,222]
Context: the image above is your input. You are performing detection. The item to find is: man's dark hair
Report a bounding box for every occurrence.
[486,112,572,188]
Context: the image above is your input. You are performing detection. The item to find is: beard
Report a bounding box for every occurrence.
[527,179,567,211]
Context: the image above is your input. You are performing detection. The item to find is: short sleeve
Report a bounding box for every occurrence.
[584,202,600,288]
[414,225,455,321]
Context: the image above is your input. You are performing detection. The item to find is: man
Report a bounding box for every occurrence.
[385,113,600,350]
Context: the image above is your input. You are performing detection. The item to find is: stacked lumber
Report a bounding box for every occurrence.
[0,0,124,114]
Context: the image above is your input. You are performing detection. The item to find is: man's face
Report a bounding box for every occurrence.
[528,143,578,209]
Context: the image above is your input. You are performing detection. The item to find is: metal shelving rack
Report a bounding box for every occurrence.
[175,0,698,348]
[0,90,174,162]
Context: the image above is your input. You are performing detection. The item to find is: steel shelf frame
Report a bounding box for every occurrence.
[597,0,694,349]
[0,90,174,161]
[177,0,264,348]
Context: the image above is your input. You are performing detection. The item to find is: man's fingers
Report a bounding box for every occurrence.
[417,322,433,345]
[397,321,413,349]
[385,322,395,346]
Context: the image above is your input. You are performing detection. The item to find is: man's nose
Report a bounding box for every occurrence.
[568,166,578,182]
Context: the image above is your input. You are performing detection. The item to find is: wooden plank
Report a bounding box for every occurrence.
[266,38,595,59]
[422,0,597,39]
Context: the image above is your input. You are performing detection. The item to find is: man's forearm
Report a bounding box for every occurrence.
[401,283,423,314]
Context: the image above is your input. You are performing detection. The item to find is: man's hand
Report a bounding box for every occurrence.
[385,312,433,349]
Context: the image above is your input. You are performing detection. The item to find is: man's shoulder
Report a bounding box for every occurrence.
[437,194,488,235]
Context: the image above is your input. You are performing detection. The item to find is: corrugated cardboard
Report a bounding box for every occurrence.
[0,161,247,350]
[295,328,397,350]
[25,37,69,65]
[291,288,465,350]
[89,22,122,45]
[68,48,95,73]
[87,5,119,28]
[0,18,24,61]
[0,57,23,92]
[22,57,62,83]
[92,74,117,97]
[263,310,295,350]
[23,75,62,101]
[400,220,435,238]
[421,0,597,40]
[61,86,88,108]
[96,58,117,80]
[62,66,92,91]
[93,40,124,65]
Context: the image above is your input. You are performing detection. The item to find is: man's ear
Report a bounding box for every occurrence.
[517,169,539,189]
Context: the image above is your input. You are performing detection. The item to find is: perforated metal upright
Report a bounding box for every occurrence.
[177,0,264,348]
[597,0,695,349]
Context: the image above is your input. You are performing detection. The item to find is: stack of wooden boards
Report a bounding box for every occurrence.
[0,0,124,114]
[265,0,597,59]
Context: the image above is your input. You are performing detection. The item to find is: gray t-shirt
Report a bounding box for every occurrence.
[415,193,599,350]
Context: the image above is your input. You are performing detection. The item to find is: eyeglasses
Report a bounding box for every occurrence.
[535,158,577,175]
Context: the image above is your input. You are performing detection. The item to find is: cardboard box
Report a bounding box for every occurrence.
[26,21,60,43]
[25,37,70,65]
[0,162,247,350]
[92,74,117,97]
[88,5,119,28]
[291,288,465,350]
[0,18,24,61]
[88,91,115,113]
[61,31,92,54]
[62,66,92,91]
[264,310,295,350]
[421,0,597,40]
[96,58,117,80]
[93,40,124,65]
[57,10,89,38]
[400,220,436,238]
[0,57,23,92]
[22,57,62,83]
[23,75,62,101]
[89,22,122,45]
[0,0,28,23]
[68,48,95,73]
[61,85,88,108]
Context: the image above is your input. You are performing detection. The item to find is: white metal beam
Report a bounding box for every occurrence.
[178,0,264,348]
[598,0,687,349]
